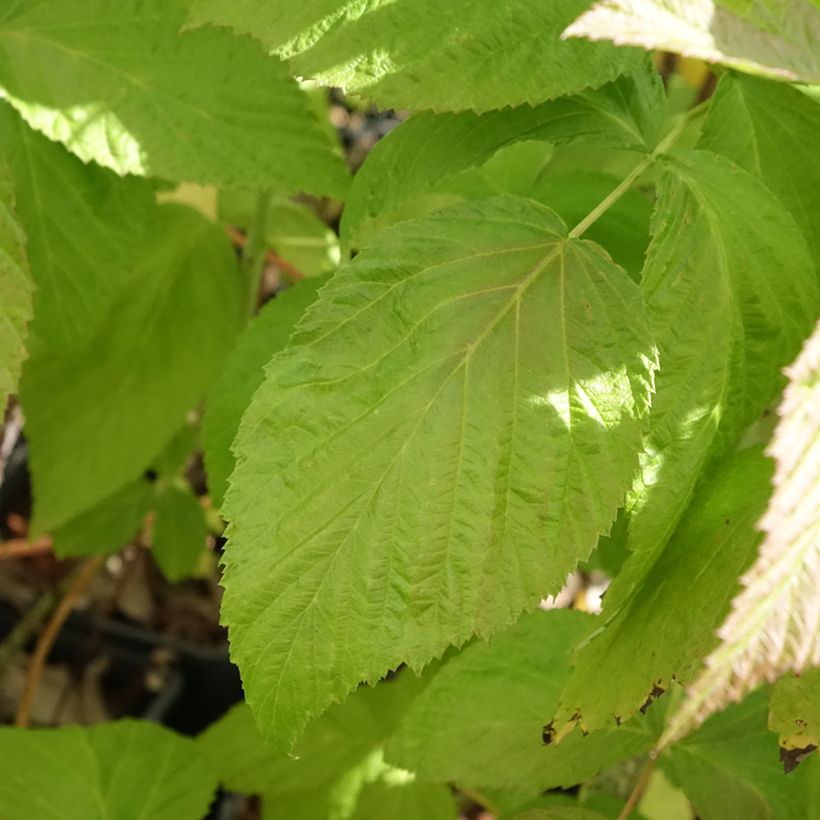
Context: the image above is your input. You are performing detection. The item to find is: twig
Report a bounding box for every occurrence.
[618,751,658,820]
[15,555,103,727]
[0,536,53,561]
[225,225,306,282]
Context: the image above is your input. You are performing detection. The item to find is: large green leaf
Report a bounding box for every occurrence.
[0,162,31,416]
[565,0,820,84]
[0,104,156,355]
[662,321,820,747]
[593,149,815,622]
[699,72,820,261]
[0,0,349,196]
[203,278,326,508]
[0,720,217,820]
[663,689,820,820]
[341,67,663,249]
[554,449,773,737]
[386,610,657,790]
[223,195,657,750]
[199,670,432,820]
[19,195,245,534]
[187,0,643,112]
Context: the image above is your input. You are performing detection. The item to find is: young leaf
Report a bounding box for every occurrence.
[187,0,643,112]
[152,484,209,582]
[0,720,217,820]
[699,72,820,261]
[341,67,663,249]
[199,671,433,819]
[564,0,820,84]
[223,196,657,750]
[0,0,349,196]
[769,669,820,759]
[663,689,820,820]
[350,780,457,820]
[21,203,245,535]
[386,610,657,790]
[203,278,326,508]
[554,448,774,738]
[0,162,31,416]
[600,150,817,618]
[662,322,820,747]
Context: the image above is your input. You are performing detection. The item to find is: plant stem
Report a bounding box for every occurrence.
[15,556,103,727]
[618,751,658,820]
[241,189,274,315]
[569,102,708,240]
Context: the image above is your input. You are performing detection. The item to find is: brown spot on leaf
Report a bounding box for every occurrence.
[780,744,817,773]
[640,684,666,715]
[542,722,555,745]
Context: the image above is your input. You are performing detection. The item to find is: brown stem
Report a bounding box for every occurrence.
[0,536,53,561]
[618,751,658,820]
[225,225,306,282]
[15,556,103,727]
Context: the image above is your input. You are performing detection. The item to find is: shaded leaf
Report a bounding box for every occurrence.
[341,67,663,249]
[699,72,820,261]
[203,279,326,508]
[223,195,656,750]
[21,201,245,534]
[187,0,643,112]
[0,161,31,416]
[663,689,820,820]
[386,610,657,791]
[350,780,457,820]
[565,0,820,84]
[0,720,216,820]
[199,670,433,820]
[152,483,208,582]
[662,322,820,746]
[0,0,349,196]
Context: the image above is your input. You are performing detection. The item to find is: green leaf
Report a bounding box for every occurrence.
[0,720,217,820]
[565,0,820,84]
[350,780,457,820]
[223,195,657,751]
[663,689,820,820]
[187,0,643,112]
[0,161,31,416]
[769,669,820,755]
[699,72,820,261]
[513,811,609,820]
[20,199,245,535]
[341,67,663,249]
[569,150,820,694]
[386,610,657,790]
[0,0,349,196]
[151,484,208,582]
[199,670,432,819]
[0,104,156,356]
[554,448,774,737]
[662,322,820,747]
[203,279,326,508]
[51,478,153,559]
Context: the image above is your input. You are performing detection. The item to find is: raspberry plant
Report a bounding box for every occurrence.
[0,1,818,818]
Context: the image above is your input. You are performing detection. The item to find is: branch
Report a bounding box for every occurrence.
[15,556,103,727]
